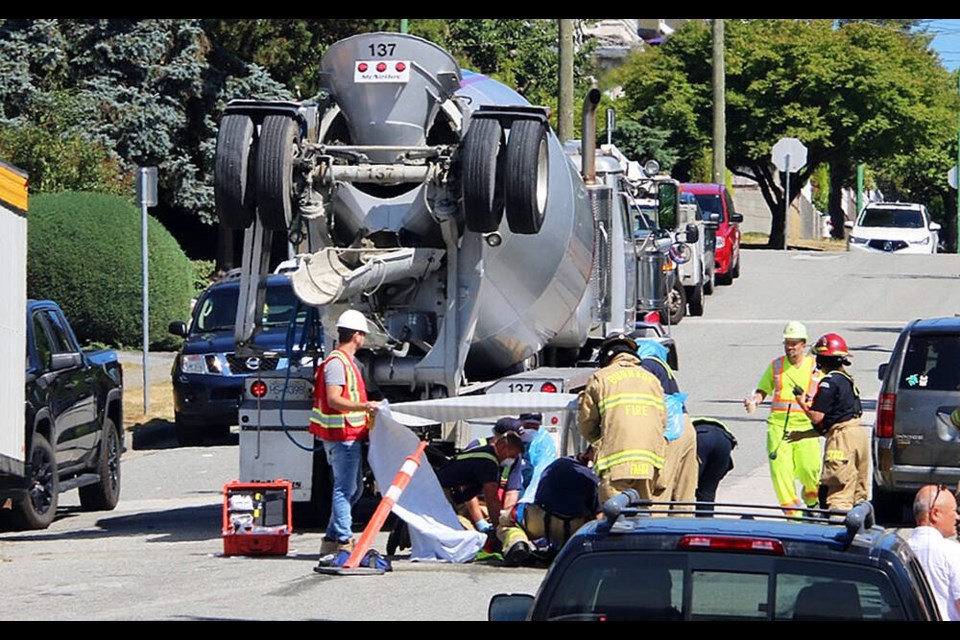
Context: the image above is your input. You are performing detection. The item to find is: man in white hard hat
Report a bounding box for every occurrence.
[311,309,380,566]
[743,321,822,517]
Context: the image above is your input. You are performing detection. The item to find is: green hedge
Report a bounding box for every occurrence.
[27,192,194,351]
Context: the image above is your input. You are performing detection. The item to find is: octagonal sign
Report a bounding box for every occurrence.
[771,137,807,173]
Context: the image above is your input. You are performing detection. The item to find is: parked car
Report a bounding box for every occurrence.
[845,202,941,254]
[168,270,309,446]
[872,316,960,523]
[488,498,940,621]
[679,183,743,285]
[1,300,124,530]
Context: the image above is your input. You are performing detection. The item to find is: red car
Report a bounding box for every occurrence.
[679,183,743,285]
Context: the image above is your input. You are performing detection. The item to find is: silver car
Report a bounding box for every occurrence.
[872,316,960,523]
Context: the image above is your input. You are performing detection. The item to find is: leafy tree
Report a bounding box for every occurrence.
[615,19,960,248]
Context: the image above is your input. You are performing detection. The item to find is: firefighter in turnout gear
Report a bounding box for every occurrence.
[744,321,822,516]
[579,333,668,503]
[789,333,870,511]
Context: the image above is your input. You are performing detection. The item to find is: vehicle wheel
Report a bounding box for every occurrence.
[292,446,332,529]
[732,254,741,279]
[8,433,58,530]
[504,119,549,235]
[667,280,686,325]
[174,414,203,447]
[461,118,505,233]
[214,114,256,229]
[704,263,715,295]
[256,114,302,233]
[871,482,908,526]
[79,418,121,512]
[687,282,705,317]
[716,268,733,286]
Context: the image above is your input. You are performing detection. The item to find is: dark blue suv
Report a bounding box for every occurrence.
[168,271,307,446]
[489,498,940,621]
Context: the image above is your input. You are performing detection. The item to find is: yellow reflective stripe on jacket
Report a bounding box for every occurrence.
[597,392,664,414]
[769,356,817,414]
[825,449,847,462]
[455,450,499,465]
[646,356,674,380]
[594,448,665,474]
[313,350,366,428]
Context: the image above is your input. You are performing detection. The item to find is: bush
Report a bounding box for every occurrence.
[27,192,194,351]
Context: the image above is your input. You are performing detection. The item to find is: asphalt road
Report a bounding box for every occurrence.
[2,248,958,620]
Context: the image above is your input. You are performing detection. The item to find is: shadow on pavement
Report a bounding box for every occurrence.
[129,418,238,451]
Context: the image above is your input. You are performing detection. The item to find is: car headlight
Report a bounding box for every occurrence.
[848,235,867,244]
[180,354,208,374]
[714,236,725,249]
[910,236,930,245]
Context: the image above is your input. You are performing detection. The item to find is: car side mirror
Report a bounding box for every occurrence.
[169,321,188,337]
[844,220,854,229]
[488,593,535,621]
[730,212,744,224]
[930,222,942,232]
[683,223,699,244]
[50,351,82,372]
[878,362,888,380]
[706,212,721,225]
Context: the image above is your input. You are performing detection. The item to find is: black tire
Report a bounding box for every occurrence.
[871,482,907,526]
[292,447,332,529]
[256,115,301,232]
[79,418,121,512]
[214,114,256,229]
[716,268,734,286]
[732,253,741,279]
[174,414,203,447]
[9,433,58,530]
[461,118,505,233]
[704,262,715,295]
[687,282,705,317]
[504,119,549,234]
[667,280,686,325]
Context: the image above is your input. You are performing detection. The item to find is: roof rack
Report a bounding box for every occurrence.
[598,491,878,547]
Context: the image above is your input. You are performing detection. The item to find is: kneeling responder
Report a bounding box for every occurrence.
[435,430,525,534]
[498,447,601,566]
[788,333,869,511]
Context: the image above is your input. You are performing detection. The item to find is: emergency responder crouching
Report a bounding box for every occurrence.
[578,333,668,503]
[788,333,869,512]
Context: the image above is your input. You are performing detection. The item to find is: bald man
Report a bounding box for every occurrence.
[908,484,960,620]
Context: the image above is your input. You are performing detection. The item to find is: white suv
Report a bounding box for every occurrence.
[845,202,941,254]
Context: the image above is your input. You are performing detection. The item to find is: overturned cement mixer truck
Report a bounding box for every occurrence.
[215,32,673,521]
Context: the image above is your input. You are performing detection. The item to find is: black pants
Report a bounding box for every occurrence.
[695,423,735,515]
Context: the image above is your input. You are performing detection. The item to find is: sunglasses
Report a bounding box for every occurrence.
[930,484,949,513]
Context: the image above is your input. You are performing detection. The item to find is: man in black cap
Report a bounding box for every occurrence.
[578,333,668,502]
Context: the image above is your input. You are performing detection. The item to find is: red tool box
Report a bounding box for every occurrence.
[222,479,293,556]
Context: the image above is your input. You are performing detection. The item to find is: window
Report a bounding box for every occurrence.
[31,313,53,372]
[860,208,924,229]
[899,334,960,391]
[693,194,722,217]
[193,283,304,333]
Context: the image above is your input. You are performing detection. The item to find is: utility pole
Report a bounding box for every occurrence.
[712,19,726,184]
[558,19,574,144]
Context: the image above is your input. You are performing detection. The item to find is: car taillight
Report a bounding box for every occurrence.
[876,392,896,438]
[678,535,784,554]
[540,381,558,393]
[644,311,662,325]
[250,380,268,398]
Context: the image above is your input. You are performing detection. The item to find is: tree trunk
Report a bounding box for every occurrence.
[827,157,852,240]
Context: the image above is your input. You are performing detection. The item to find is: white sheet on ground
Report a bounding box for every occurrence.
[367,402,485,563]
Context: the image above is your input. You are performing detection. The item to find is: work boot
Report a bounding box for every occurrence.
[318,537,338,563]
[503,540,532,567]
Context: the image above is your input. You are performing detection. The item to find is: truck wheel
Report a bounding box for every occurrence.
[504,119,548,235]
[9,433,58,530]
[667,280,686,325]
[687,282,705,317]
[461,118,505,233]
[256,115,302,233]
[174,414,203,447]
[214,114,257,229]
[704,262,715,295]
[79,418,121,512]
[732,254,741,279]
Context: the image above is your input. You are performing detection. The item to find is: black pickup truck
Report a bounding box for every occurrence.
[0,300,124,530]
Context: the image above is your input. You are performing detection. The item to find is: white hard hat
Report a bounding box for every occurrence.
[336,309,369,334]
[782,321,808,341]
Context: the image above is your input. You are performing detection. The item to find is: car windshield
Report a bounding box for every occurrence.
[632,205,657,237]
[692,193,722,216]
[859,208,924,229]
[192,283,304,333]
[540,551,907,621]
